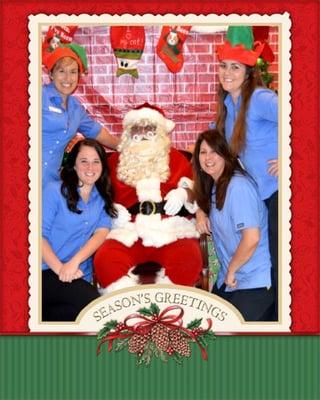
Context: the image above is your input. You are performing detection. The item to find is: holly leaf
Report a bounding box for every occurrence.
[196,334,207,348]
[158,350,169,363]
[97,320,118,340]
[114,337,130,352]
[136,341,154,366]
[196,331,216,348]
[138,307,154,317]
[138,303,160,317]
[202,331,216,342]
[186,318,202,329]
[172,351,184,364]
[150,303,160,316]
[150,341,160,358]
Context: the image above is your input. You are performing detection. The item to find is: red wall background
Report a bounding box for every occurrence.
[43,25,279,149]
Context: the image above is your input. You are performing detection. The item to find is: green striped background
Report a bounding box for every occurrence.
[0,336,319,400]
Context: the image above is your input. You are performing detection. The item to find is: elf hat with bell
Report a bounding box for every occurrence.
[42,43,88,74]
[123,103,175,134]
[216,26,265,66]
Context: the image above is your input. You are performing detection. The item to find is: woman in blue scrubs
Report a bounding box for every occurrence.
[42,138,116,321]
[42,44,119,186]
[193,130,274,321]
[197,26,278,319]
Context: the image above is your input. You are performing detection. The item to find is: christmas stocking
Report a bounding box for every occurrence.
[110,26,145,78]
[156,26,191,73]
[42,25,78,54]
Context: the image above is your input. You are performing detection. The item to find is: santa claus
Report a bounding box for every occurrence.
[94,104,202,293]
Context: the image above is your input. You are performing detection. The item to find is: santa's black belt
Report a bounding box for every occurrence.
[128,201,191,217]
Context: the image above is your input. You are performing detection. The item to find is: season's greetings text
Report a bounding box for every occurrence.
[92,290,228,322]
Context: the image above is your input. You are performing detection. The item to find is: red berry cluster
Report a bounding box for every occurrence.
[191,327,203,337]
[151,314,159,322]
[116,322,125,332]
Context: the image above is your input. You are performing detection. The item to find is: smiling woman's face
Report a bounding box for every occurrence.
[51,57,79,101]
[218,59,247,100]
[199,140,225,181]
[74,145,102,188]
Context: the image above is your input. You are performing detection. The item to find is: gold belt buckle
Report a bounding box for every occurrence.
[139,201,157,215]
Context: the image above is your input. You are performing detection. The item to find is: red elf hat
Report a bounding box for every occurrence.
[42,43,88,74]
[216,26,265,66]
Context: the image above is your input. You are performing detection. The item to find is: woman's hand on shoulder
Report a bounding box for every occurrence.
[267,159,278,177]
[96,127,120,150]
[196,208,211,235]
[65,134,84,153]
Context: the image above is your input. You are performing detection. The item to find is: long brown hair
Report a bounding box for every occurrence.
[193,130,245,212]
[216,66,264,156]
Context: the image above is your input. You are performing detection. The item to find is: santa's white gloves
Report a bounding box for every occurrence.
[164,187,188,216]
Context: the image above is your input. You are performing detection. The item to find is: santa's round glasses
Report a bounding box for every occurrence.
[129,124,157,142]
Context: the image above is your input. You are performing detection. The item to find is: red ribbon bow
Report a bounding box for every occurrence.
[124,305,184,335]
[97,305,213,360]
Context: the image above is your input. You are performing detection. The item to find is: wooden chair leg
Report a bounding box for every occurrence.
[199,233,209,291]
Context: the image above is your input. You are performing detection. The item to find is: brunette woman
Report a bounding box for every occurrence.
[42,138,117,321]
[198,26,278,319]
[193,130,274,321]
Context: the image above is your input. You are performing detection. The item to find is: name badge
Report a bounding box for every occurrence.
[48,105,62,113]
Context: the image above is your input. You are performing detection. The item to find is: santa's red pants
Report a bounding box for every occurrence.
[94,238,202,287]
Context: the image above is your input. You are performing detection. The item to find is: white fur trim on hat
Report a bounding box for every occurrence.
[123,108,175,133]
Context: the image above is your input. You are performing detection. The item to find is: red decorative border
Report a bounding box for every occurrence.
[1,0,319,334]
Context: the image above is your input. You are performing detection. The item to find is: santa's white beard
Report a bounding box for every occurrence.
[117,136,171,187]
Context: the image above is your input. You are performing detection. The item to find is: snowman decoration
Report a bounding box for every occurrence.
[110,26,146,78]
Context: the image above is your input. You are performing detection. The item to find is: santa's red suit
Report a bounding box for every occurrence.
[94,147,202,288]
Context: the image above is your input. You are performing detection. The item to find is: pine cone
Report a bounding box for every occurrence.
[128,334,148,354]
[151,324,170,351]
[169,330,191,357]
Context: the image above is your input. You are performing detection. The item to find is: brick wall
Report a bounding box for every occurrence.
[43,25,279,149]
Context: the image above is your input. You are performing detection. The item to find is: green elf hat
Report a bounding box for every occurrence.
[64,43,88,73]
[216,26,265,66]
[42,43,88,74]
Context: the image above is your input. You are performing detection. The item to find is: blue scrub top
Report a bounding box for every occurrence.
[210,174,272,291]
[42,82,101,186]
[42,181,112,282]
[224,88,278,200]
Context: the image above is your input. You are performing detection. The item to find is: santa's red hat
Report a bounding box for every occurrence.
[123,103,175,133]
